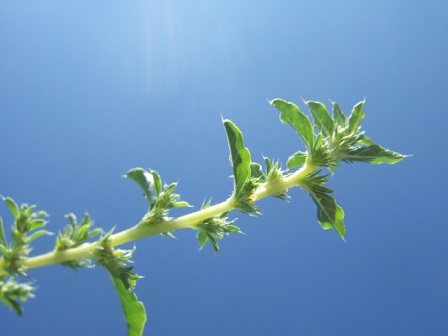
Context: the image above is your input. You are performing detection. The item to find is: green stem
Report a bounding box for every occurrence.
[0,162,317,276]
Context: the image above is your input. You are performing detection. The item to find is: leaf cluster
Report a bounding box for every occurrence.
[55,213,103,269]
[273,99,405,171]
[0,275,34,316]
[0,197,50,275]
[196,201,241,252]
[126,168,190,225]
[0,197,51,315]
[251,157,290,200]
[270,99,406,238]
[95,232,140,289]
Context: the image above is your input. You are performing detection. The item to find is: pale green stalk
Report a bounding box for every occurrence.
[0,162,316,276]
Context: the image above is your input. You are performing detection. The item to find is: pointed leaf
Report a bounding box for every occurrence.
[126,168,156,206]
[307,101,334,138]
[23,204,37,218]
[197,230,208,248]
[151,171,162,196]
[264,157,272,174]
[270,99,314,149]
[287,151,307,169]
[27,230,53,243]
[347,101,365,134]
[3,197,19,220]
[208,234,220,252]
[171,201,190,208]
[332,102,346,126]
[27,219,47,231]
[107,272,147,336]
[223,119,252,195]
[341,145,406,164]
[302,173,345,238]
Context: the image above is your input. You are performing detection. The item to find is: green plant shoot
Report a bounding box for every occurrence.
[0,99,406,335]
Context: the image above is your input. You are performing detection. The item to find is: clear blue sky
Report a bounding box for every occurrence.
[1,1,447,335]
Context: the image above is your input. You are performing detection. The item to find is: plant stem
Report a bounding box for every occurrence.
[0,162,317,276]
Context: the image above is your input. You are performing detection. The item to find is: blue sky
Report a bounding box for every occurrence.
[1,1,447,335]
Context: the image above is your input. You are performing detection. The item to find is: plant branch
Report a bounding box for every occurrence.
[0,161,317,276]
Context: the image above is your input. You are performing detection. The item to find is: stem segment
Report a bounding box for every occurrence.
[0,162,317,276]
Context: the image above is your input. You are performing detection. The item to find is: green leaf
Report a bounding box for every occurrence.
[151,171,162,197]
[307,101,334,138]
[3,197,19,220]
[332,102,346,126]
[0,215,6,246]
[340,144,406,164]
[264,157,272,174]
[197,230,208,248]
[287,151,307,169]
[250,162,265,181]
[125,168,156,206]
[27,219,47,231]
[107,272,147,336]
[309,192,345,238]
[208,234,220,252]
[223,119,252,196]
[270,99,314,149]
[347,100,365,134]
[171,201,190,208]
[27,230,52,243]
[301,173,345,238]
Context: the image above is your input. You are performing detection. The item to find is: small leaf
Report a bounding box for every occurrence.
[332,102,346,126]
[126,168,156,206]
[0,215,6,246]
[270,99,314,149]
[287,151,307,169]
[171,201,190,208]
[107,273,147,336]
[347,100,365,134]
[3,197,19,220]
[307,101,334,138]
[341,144,406,164]
[23,205,37,218]
[223,119,252,196]
[205,233,220,252]
[250,163,265,181]
[264,157,272,174]
[27,219,47,231]
[66,213,77,225]
[197,230,208,248]
[151,171,162,197]
[26,230,53,243]
[77,225,91,239]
